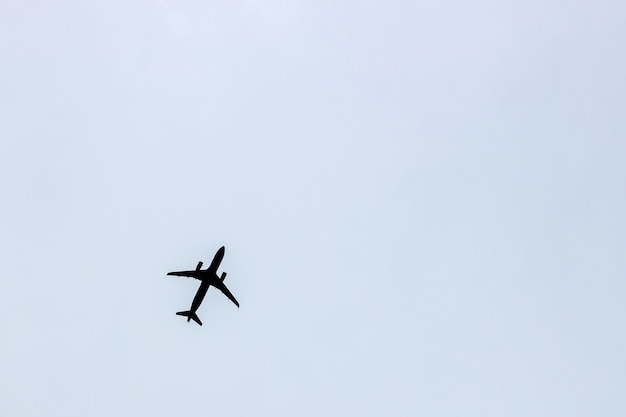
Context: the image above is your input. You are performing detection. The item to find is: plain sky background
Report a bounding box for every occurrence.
[1,1,625,416]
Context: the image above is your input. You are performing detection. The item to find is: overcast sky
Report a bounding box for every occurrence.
[1,1,625,416]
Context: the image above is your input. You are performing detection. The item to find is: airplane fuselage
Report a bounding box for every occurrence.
[188,272,221,314]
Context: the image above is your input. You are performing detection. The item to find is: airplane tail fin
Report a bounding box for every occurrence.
[176,310,202,326]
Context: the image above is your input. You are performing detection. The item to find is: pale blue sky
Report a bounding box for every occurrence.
[1,1,625,416]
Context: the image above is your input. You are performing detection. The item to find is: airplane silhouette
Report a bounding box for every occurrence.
[167,246,239,326]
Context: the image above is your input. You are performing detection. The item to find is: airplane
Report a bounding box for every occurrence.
[167,246,239,326]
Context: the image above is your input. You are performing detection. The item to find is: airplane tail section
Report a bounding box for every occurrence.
[176,310,202,326]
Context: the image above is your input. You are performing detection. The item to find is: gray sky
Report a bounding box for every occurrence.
[1,1,625,416]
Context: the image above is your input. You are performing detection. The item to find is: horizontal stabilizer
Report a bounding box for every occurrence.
[176,310,202,326]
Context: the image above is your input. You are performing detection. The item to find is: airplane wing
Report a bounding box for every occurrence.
[167,271,202,280]
[215,282,240,308]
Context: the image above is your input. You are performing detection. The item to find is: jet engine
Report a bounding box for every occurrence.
[196,261,203,271]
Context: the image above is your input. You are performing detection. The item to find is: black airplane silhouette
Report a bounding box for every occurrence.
[167,246,239,326]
